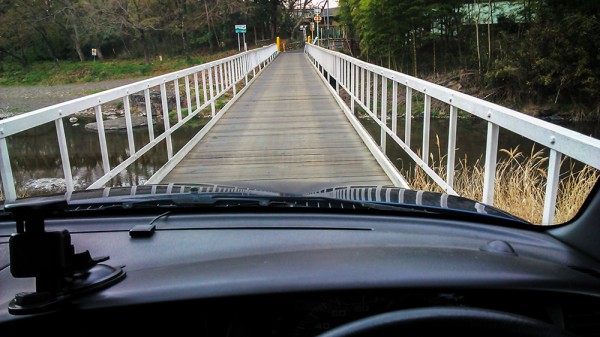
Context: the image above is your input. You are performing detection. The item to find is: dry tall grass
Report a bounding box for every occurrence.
[405,136,599,224]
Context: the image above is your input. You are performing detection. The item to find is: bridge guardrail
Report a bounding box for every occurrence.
[0,44,278,202]
[305,44,600,225]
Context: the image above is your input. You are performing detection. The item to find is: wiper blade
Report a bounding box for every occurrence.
[66,191,438,212]
[66,193,529,225]
[90,194,318,210]
[72,194,405,211]
[357,200,531,225]
[356,201,439,214]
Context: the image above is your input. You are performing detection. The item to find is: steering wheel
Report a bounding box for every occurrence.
[314,307,575,337]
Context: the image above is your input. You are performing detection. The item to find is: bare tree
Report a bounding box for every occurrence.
[473,0,482,75]
[282,0,313,40]
[111,0,161,65]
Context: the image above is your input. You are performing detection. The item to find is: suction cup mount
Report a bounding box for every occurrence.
[5,199,125,315]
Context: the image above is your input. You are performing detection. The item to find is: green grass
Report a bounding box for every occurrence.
[0,50,238,86]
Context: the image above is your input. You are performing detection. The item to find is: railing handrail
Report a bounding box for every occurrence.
[0,44,278,202]
[305,44,600,225]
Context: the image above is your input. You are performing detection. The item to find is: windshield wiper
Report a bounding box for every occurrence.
[356,200,531,226]
[74,194,436,215]
[83,194,322,210]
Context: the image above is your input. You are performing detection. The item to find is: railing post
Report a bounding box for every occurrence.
[55,118,74,194]
[350,63,355,113]
[447,106,458,188]
[0,138,17,201]
[160,82,173,159]
[381,76,387,153]
[231,60,235,85]
[214,66,220,96]
[244,55,249,85]
[95,105,111,174]
[185,75,192,116]
[346,60,349,89]
[366,70,371,111]
[361,67,365,104]
[208,67,216,117]
[226,61,231,88]
[144,89,154,140]
[422,94,431,166]
[123,95,136,155]
[219,63,225,93]
[405,86,412,148]
[174,79,182,122]
[231,61,237,96]
[391,81,398,134]
[194,72,201,111]
[542,149,562,225]
[482,122,499,205]
[345,60,349,89]
[202,69,208,105]
[355,64,359,101]
[335,56,339,92]
[341,59,345,88]
[372,74,378,119]
[237,57,241,81]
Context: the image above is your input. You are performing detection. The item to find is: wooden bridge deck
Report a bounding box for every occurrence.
[160,52,392,194]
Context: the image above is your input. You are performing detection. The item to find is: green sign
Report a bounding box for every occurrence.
[235,25,246,34]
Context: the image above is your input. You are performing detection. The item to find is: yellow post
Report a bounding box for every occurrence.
[276,37,281,52]
[308,36,311,44]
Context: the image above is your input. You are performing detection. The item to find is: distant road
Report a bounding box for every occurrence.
[0,78,145,116]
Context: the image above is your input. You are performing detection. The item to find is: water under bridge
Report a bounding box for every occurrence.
[1,44,599,225]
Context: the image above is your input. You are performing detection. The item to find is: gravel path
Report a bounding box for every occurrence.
[0,78,146,116]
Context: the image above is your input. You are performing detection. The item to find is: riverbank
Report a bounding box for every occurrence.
[0,51,239,87]
[0,78,146,117]
[0,51,239,116]
[422,69,600,122]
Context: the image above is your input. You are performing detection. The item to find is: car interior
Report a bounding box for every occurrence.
[0,182,599,336]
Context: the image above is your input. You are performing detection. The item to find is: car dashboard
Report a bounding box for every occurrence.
[1,211,600,336]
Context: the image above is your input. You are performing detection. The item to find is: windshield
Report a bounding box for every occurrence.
[0,0,598,226]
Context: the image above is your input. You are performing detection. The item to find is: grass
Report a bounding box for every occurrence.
[0,50,239,86]
[405,136,599,224]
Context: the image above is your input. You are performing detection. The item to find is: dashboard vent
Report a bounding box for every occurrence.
[564,303,600,337]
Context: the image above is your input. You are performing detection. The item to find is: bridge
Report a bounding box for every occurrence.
[1,43,599,225]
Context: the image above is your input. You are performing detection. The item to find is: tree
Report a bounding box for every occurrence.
[0,1,33,67]
[283,0,313,40]
[11,0,65,65]
[110,0,162,65]
[51,0,90,61]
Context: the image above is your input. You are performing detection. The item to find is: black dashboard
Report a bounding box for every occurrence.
[2,289,598,336]
[1,211,600,336]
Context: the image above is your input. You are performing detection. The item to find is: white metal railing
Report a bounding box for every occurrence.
[305,44,600,225]
[0,44,278,202]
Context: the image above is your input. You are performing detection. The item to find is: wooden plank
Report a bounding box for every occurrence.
[171,160,382,172]
[168,168,385,181]
[182,151,375,161]
[161,53,394,193]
